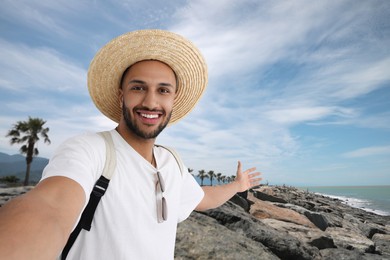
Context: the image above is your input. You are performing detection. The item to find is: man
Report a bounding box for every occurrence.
[0,29,261,259]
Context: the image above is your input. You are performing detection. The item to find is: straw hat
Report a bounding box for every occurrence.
[88,29,208,125]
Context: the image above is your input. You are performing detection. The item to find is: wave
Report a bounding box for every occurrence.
[314,192,390,216]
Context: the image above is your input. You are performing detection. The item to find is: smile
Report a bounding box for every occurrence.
[141,113,159,119]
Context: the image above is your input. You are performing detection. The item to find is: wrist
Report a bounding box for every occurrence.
[232,180,241,193]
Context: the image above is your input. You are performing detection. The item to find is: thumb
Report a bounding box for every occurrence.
[237,161,242,175]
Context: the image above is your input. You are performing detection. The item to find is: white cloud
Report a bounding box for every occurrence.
[264,106,355,125]
[343,146,390,158]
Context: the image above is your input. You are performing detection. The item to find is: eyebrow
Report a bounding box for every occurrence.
[127,79,175,88]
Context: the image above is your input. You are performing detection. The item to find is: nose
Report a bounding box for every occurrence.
[141,90,158,110]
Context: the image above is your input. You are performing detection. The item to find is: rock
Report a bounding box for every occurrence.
[309,235,336,250]
[359,222,387,238]
[319,248,384,260]
[248,193,316,228]
[175,211,278,260]
[326,227,376,253]
[229,193,250,212]
[304,211,329,231]
[372,233,390,257]
[202,202,320,260]
[252,190,287,203]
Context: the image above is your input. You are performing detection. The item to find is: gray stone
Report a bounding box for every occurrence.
[304,211,329,231]
[372,233,390,257]
[175,211,278,260]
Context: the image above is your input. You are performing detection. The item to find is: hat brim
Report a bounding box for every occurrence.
[88,29,208,125]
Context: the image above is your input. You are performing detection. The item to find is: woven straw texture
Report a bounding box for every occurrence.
[88,29,208,124]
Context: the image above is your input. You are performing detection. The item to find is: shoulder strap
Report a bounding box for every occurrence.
[99,131,117,179]
[61,131,116,260]
[155,145,185,176]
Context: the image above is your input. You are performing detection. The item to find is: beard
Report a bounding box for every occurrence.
[122,103,171,139]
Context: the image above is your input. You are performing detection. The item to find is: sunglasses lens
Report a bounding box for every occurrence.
[162,197,167,221]
[156,172,167,222]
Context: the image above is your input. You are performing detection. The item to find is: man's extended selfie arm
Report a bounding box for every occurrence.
[0,177,85,260]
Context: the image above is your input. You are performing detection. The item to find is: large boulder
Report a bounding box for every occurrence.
[372,233,390,257]
[175,211,277,259]
[326,227,375,253]
[202,202,320,260]
[248,193,316,228]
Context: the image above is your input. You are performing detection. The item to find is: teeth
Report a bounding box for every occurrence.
[141,113,158,119]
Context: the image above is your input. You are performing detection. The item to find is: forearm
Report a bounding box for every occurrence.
[0,177,85,260]
[196,181,240,211]
[0,194,67,259]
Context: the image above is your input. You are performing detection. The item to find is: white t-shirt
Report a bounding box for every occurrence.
[41,130,204,259]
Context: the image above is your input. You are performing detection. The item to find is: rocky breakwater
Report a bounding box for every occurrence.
[175,186,390,259]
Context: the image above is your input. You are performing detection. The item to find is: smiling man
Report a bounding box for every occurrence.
[0,29,262,260]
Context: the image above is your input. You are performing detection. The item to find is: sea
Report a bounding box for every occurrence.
[300,185,390,216]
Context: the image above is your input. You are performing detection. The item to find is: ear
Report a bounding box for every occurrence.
[118,88,124,108]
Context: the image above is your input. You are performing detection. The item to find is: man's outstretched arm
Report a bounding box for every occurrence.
[196,161,262,211]
[0,176,85,260]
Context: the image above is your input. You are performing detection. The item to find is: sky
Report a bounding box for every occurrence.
[0,0,389,186]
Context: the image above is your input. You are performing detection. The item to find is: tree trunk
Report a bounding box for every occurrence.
[24,162,31,186]
[24,141,34,186]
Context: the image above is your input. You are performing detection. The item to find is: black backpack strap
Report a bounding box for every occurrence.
[61,176,109,260]
[61,131,116,259]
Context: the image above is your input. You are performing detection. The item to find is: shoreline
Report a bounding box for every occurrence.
[299,185,390,217]
[312,192,390,217]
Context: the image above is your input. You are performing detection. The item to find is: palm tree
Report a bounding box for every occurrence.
[216,172,222,185]
[7,117,51,186]
[207,170,215,186]
[188,168,194,177]
[197,169,207,186]
[226,176,231,183]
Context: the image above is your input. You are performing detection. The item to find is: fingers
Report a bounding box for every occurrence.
[249,172,261,178]
[248,171,262,187]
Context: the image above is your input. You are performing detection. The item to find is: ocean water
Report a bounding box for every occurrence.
[302,185,390,216]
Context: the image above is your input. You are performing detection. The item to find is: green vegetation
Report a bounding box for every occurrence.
[0,175,20,183]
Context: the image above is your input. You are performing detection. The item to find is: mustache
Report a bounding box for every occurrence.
[134,107,165,113]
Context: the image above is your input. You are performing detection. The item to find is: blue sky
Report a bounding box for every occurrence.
[1,0,389,186]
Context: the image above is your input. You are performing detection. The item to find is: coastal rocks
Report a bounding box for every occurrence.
[252,190,287,203]
[326,227,375,253]
[175,185,390,259]
[229,193,251,212]
[196,202,320,259]
[175,210,278,259]
[248,193,316,228]
[372,233,390,256]
[303,211,329,231]
[318,248,383,260]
